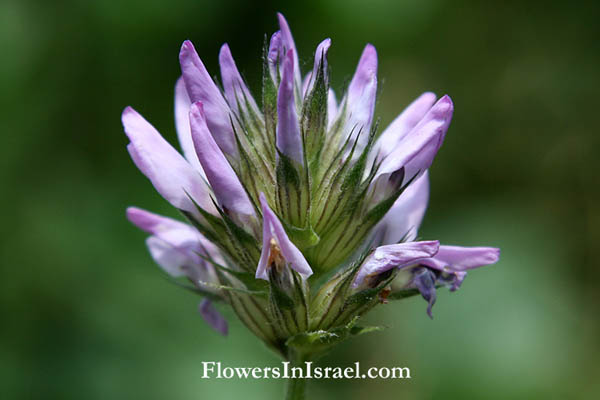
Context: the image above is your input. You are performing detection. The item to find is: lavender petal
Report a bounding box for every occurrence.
[189,102,255,217]
[122,107,216,216]
[256,193,312,280]
[276,50,303,165]
[198,298,228,336]
[352,240,439,288]
[179,40,237,156]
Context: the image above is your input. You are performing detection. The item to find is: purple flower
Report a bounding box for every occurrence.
[218,43,261,119]
[256,193,312,280]
[373,170,430,244]
[420,245,501,289]
[122,107,216,218]
[352,241,440,288]
[189,101,256,221]
[276,13,302,92]
[179,40,237,157]
[198,298,228,336]
[123,12,500,349]
[126,207,228,334]
[267,31,283,83]
[411,267,438,318]
[408,246,500,318]
[336,44,378,153]
[369,95,453,203]
[276,49,303,165]
[174,77,205,176]
[303,38,331,97]
[371,92,437,163]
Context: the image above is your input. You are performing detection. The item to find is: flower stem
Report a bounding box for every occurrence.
[285,350,308,400]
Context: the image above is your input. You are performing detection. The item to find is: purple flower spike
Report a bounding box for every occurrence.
[219,43,261,117]
[199,298,228,336]
[123,13,501,350]
[179,40,237,157]
[375,171,430,244]
[374,92,437,162]
[304,38,331,97]
[342,44,378,152]
[371,95,453,199]
[276,50,304,165]
[256,193,312,280]
[352,240,439,288]
[189,102,256,218]
[122,107,216,217]
[277,13,302,92]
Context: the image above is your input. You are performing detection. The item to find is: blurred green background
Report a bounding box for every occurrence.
[1,0,599,399]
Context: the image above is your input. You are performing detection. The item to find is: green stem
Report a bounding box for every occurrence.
[285,350,309,400]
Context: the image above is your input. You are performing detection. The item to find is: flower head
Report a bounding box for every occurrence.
[123,13,499,356]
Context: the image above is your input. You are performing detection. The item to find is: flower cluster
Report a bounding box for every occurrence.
[123,13,499,356]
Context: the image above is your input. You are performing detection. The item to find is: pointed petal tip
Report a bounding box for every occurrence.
[179,40,198,64]
[436,95,454,113]
[421,91,437,101]
[419,95,453,129]
[180,39,194,51]
[179,40,191,55]
[121,106,148,140]
[125,206,163,234]
[218,43,232,62]
[361,43,378,65]
[320,38,332,48]
[125,206,144,227]
[275,12,300,85]
[121,106,136,122]
[125,206,140,218]
[315,38,331,59]
[277,12,290,28]
[364,43,376,53]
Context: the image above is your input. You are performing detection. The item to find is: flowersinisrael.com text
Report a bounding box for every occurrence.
[201,361,411,380]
